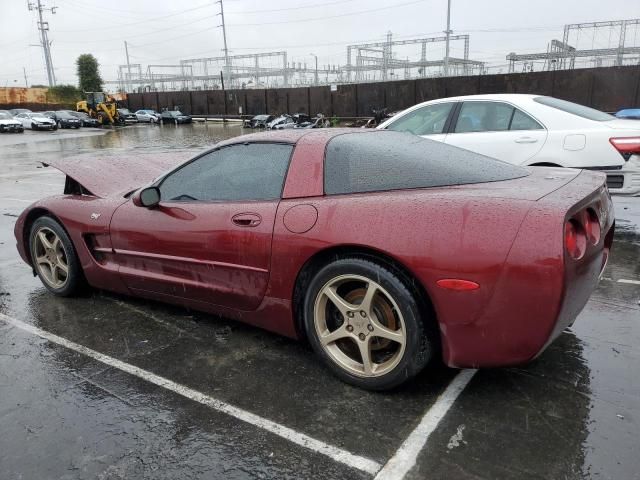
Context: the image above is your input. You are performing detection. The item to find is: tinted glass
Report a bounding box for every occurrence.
[160,143,293,202]
[455,102,513,133]
[386,102,453,135]
[534,96,613,121]
[510,109,543,130]
[324,132,528,195]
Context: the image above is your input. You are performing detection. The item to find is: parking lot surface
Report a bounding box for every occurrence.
[1,124,639,479]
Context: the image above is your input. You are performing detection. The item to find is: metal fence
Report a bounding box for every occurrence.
[126,65,640,118]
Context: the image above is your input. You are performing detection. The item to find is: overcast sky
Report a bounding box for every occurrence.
[1,0,639,88]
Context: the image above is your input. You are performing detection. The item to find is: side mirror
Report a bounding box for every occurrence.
[132,186,161,208]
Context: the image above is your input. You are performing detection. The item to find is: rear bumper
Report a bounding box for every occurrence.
[440,171,613,368]
[605,157,640,196]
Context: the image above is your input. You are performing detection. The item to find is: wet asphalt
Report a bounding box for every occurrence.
[0,124,639,480]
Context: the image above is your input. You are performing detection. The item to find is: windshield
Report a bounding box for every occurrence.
[172,111,184,116]
[56,111,74,119]
[119,108,131,114]
[31,114,48,119]
[534,96,613,121]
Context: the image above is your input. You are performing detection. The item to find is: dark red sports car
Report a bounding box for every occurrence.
[15,129,614,390]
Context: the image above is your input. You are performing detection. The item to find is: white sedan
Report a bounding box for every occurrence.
[378,94,640,195]
[14,112,57,131]
[135,109,159,123]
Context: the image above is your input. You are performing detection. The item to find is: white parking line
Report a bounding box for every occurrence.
[0,312,381,475]
[618,279,640,285]
[374,369,477,480]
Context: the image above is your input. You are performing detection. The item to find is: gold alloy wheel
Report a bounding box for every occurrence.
[314,274,407,377]
[33,227,69,289]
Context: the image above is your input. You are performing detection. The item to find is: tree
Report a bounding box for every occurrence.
[76,54,103,92]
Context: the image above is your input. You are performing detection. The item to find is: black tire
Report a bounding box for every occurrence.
[29,216,86,297]
[303,258,434,390]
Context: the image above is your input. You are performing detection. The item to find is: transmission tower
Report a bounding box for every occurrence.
[28,0,57,87]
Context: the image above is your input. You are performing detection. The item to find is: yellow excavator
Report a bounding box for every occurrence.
[76,92,122,125]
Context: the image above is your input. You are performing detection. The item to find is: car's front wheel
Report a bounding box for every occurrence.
[29,216,86,296]
[304,258,434,390]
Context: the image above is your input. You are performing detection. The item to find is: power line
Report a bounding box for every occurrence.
[226,0,428,27]
[225,0,361,15]
[55,2,214,33]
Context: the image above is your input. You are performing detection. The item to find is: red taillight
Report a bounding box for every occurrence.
[609,137,640,157]
[565,219,587,260]
[583,208,601,245]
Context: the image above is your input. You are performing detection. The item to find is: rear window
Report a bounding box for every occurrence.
[533,96,613,121]
[324,132,528,195]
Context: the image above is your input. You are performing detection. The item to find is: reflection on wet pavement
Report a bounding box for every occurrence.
[0,125,639,479]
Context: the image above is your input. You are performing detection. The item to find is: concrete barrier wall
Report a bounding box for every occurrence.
[127,65,640,117]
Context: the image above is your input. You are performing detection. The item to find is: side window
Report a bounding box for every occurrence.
[385,102,454,136]
[454,102,514,133]
[510,109,543,130]
[159,143,293,202]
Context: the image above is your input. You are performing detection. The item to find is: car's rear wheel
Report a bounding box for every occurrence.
[304,258,434,390]
[29,217,86,296]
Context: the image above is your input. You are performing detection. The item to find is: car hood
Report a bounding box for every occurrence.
[42,151,194,198]
[0,119,20,124]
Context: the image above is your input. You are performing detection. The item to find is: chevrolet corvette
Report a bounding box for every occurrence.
[14,129,614,390]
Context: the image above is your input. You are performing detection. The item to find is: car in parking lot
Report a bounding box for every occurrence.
[615,108,640,120]
[379,94,640,196]
[14,112,56,131]
[42,110,81,129]
[0,111,24,133]
[267,114,295,130]
[243,114,275,128]
[161,110,192,124]
[117,108,138,124]
[9,108,32,116]
[135,109,160,123]
[14,129,614,390]
[69,111,100,128]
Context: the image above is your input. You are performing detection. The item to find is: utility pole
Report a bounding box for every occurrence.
[216,0,231,88]
[124,41,133,93]
[28,0,57,87]
[23,67,29,88]
[443,0,452,77]
[310,53,318,85]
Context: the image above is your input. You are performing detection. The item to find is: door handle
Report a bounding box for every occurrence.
[515,137,538,144]
[232,213,262,227]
